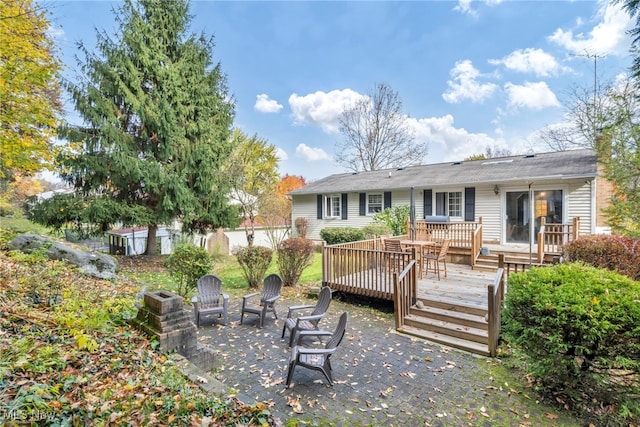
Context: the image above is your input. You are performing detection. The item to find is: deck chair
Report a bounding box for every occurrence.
[285,312,348,387]
[282,286,332,347]
[240,273,283,328]
[423,239,450,280]
[383,238,405,273]
[192,274,228,327]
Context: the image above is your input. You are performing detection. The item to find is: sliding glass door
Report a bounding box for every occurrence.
[505,189,563,244]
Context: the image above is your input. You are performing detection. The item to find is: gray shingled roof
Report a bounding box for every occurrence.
[289,149,598,195]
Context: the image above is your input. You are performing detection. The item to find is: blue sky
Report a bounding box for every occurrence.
[48,0,634,181]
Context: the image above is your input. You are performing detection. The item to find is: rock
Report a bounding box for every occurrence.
[8,233,118,280]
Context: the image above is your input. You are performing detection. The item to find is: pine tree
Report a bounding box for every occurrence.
[54,0,237,254]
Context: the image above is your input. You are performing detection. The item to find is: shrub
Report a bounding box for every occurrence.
[503,262,640,424]
[320,227,365,245]
[372,205,410,236]
[362,222,392,238]
[563,234,640,281]
[294,217,309,238]
[234,245,273,289]
[165,243,213,297]
[277,238,315,287]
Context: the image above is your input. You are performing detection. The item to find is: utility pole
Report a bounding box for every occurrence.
[573,50,606,144]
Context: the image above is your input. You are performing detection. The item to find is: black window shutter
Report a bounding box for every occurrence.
[423,189,432,217]
[341,193,348,220]
[384,192,392,210]
[359,193,366,216]
[464,187,475,221]
[317,195,323,219]
[436,192,446,215]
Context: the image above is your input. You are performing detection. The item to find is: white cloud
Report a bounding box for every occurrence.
[275,147,288,161]
[442,60,498,104]
[406,115,504,162]
[489,48,564,77]
[295,143,332,161]
[504,81,560,110]
[454,0,502,16]
[288,89,366,133]
[254,94,283,113]
[548,2,632,56]
[454,0,476,16]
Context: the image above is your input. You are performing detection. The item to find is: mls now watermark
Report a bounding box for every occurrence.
[0,408,56,422]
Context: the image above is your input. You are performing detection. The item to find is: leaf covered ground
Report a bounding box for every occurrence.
[0,250,276,426]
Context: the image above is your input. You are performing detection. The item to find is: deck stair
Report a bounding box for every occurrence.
[398,295,490,356]
[473,249,539,272]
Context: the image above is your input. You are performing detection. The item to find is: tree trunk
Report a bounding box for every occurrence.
[145,224,158,255]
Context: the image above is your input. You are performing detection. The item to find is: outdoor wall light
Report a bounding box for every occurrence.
[493,185,500,195]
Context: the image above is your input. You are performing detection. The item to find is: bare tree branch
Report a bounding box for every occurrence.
[336,83,427,172]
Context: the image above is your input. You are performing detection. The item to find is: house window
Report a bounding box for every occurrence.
[435,191,462,217]
[367,194,383,214]
[324,195,341,218]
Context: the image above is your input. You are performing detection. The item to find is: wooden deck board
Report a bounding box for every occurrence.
[327,263,496,308]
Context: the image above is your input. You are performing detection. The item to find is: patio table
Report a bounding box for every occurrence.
[399,240,437,278]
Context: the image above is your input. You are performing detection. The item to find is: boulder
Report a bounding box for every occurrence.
[8,233,118,280]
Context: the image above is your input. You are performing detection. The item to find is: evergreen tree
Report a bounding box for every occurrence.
[51,0,237,254]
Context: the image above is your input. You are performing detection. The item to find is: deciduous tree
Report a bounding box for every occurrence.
[336,83,426,172]
[34,0,237,254]
[0,0,62,178]
[225,128,279,245]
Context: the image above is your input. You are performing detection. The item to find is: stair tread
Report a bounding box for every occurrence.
[419,296,487,312]
[411,305,487,323]
[405,313,488,337]
[398,325,490,356]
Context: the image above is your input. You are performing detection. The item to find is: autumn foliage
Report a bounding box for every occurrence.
[0,0,62,178]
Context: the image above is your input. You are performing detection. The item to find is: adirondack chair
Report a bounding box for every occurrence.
[240,273,283,328]
[191,274,229,327]
[282,286,332,347]
[285,312,348,387]
[423,239,450,280]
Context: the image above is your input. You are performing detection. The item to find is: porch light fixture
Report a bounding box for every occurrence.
[493,185,500,195]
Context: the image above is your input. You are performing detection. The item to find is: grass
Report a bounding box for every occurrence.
[126,251,323,299]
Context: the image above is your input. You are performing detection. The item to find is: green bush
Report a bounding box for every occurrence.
[563,234,640,281]
[277,238,315,287]
[165,243,213,297]
[503,262,640,424]
[372,205,410,236]
[362,222,392,238]
[320,227,365,245]
[234,245,273,289]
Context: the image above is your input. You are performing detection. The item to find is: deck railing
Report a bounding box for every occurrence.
[322,239,413,301]
[411,218,483,248]
[393,260,417,330]
[470,222,483,266]
[487,267,505,357]
[537,217,580,262]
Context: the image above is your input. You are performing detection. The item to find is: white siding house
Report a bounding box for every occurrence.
[290,149,609,246]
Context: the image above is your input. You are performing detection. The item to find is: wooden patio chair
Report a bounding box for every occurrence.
[191,274,229,327]
[383,238,405,273]
[282,286,332,347]
[423,239,450,280]
[285,312,348,387]
[240,273,283,328]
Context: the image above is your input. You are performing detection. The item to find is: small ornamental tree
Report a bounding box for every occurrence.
[372,205,410,236]
[165,243,213,297]
[277,238,315,287]
[234,246,273,289]
[294,217,309,238]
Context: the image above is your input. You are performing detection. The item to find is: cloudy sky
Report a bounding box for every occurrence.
[49,0,634,181]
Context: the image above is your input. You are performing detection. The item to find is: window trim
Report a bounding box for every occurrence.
[366,193,383,215]
[324,194,342,218]
[434,190,464,219]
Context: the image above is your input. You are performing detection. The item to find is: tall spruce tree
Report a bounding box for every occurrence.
[55,0,237,254]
